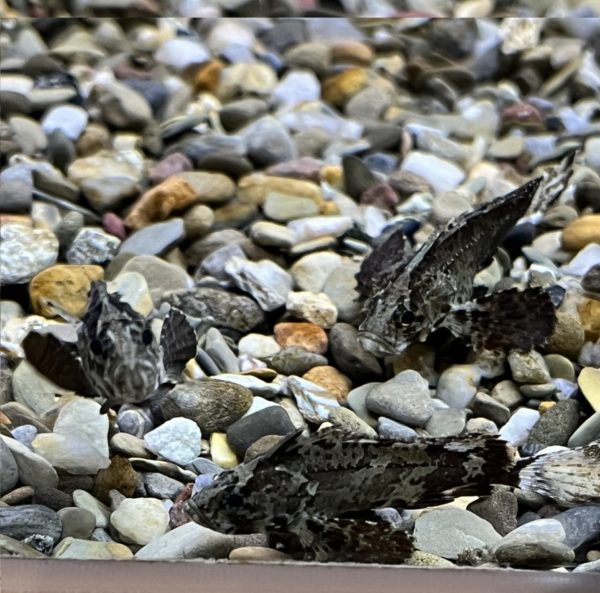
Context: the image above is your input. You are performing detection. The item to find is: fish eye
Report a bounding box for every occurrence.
[142,329,154,345]
[90,339,103,355]
[226,492,244,508]
[401,311,415,324]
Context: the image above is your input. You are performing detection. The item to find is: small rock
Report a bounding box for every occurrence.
[288,376,340,424]
[544,354,575,382]
[491,380,523,409]
[1,435,58,489]
[470,393,511,426]
[286,291,337,328]
[229,545,290,561]
[204,328,239,373]
[142,473,185,500]
[107,272,153,316]
[249,221,295,249]
[66,227,121,265]
[119,219,186,257]
[568,412,600,447]
[238,334,281,359]
[242,116,296,167]
[57,507,96,540]
[41,105,88,141]
[508,350,551,384]
[562,215,600,251]
[494,540,575,567]
[144,418,202,466]
[95,81,152,130]
[263,192,320,222]
[302,366,352,404]
[93,456,138,504]
[110,432,152,459]
[578,367,600,412]
[161,380,252,434]
[0,534,45,558]
[53,398,109,457]
[328,323,382,381]
[12,360,68,416]
[498,408,540,446]
[328,407,377,439]
[0,504,62,545]
[116,405,153,438]
[290,251,343,292]
[268,347,328,376]
[0,438,19,495]
[436,364,480,408]
[226,406,295,456]
[366,371,434,428]
[321,260,361,322]
[554,506,600,550]
[81,176,139,212]
[468,490,518,536]
[209,433,238,469]
[546,312,585,359]
[525,400,580,454]
[425,408,467,437]
[183,205,214,240]
[72,490,110,528]
[52,537,133,560]
[274,322,328,354]
[32,433,110,475]
[377,417,418,442]
[400,151,465,194]
[110,498,170,545]
[414,508,501,560]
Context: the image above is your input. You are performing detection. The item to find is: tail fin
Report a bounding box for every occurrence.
[517,442,600,506]
[444,287,556,351]
[160,308,197,383]
[528,148,577,214]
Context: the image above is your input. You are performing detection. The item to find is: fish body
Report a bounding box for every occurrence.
[186,430,600,562]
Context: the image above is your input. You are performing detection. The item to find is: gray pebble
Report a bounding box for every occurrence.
[142,472,185,500]
[377,417,418,442]
[57,507,96,539]
[425,408,467,437]
[0,504,62,544]
[268,347,328,376]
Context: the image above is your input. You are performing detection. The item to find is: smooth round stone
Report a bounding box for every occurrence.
[32,433,111,475]
[218,63,277,100]
[142,472,185,500]
[174,172,236,205]
[289,252,342,293]
[328,406,377,439]
[0,168,33,214]
[107,272,153,316]
[377,417,418,442]
[288,216,353,244]
[226,406,295,456]
[229,546,290,561]
[116,405,153,439]
[93,456,138,503]
[220,98,269,131]
[286,291,337,329]
[249,221,295,249]
[303,366,352,404]
[470,393,510,426]
[519,382,556,399]
[498,408,540,447]
[578,367,600,412]
[68,152,144,186]
[95,82,152,130]
[0,224,59,285]
[436,364,481,408]
[52,537,132,560]
[161,380,252,434]
[562,215,600,251]
[414,509,501,560]
[204,327,239,373]
[567,412,600,447]
[432,188,475,223]
[184,205,215,240]
[272,70,321,107]
[366,370,434,428]
[425,408,467,437]
[66,227,121,265]
[486,135,525,159]
[225,257,292,312]
[573,559,600,573]
[110,432,152,459]
[288,376,340,424]
[0,435,58,490]
[54,398,109,457]
[110,498,169,545]
[346,383,378,428]
[494,540,575,567]
[321,260,361,322]
[8,116,48,154]
[491,380,523,409]
[554,506,600,550]
[155,38,210,70]
[543,354,575,382]
[0,438,18,495]
[143,418,202,466]
[508,351,551,384]
[268,347,328,376]
[118,255,193,305]
[242,116,296,167]
[119,219,186,257]
[400,151,465,194]
[329,323,382,381]
[41,105,88,141]
[0,504,62,544]
[57,507,96,539]
[263,192,320,222]
[524,400,580,454]
[209,432,238,469]
[238,334,281,359]
[72,490,110,528]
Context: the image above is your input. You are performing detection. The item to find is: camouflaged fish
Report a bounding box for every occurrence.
[357,152,576,357]
[186,429,600,563]
[23,281,197,412]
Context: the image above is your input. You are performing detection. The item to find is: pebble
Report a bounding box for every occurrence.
[1,435,58,489]
[143,418,202,466]
[242,116,296,167]
[468,490,518,536]
[0,504,62,545]
[400,151,465,194]
[286,291,337,328]
[142,473,185,500]
[366,371,434,428]
[0,224,59,285]
[66,227,121,265]
[116,405,153,439]
[72,490,110,529]
[52,537,133,560]
[229,546,290,562]
[578,367,600,412]
[110,498,170,545]
[268,347,328,376]
[508,350,551,384]
[93,456,138,504]
[554,506,600,550]
[377,417,418,442]
[204,328,239,373]
[0,534,45,558]
[161,380,252,434]
[568,413,600,447]
[328,323,382,381]
[562,215,600,251]
[290,252,343,292]
[41,105,88,141]
[436,364,480,408]
[238,334,281,359]
[119,219,186,257]
[425,408,467,437]
[226,406,296,457]
[12,360,68,415]
[209,433,238,469]
[57,507,96,540]
[225,257,292,312]
[0,438,19,495]
[414,508,501,560]
[498,408,541,447]
[321,260,361,322]
[288,376,340,424]
[524,400,580,454]
[470,393,511,426]
[546,312,585,360]
[302,366,352,404]
[274,322,328,354]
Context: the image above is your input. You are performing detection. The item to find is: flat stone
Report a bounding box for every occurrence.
[329,323,382,381]
[263,192,320,222]
[242,116,296,167]
[209,432,238,469]
[72,490,110,528]
[41,105,88,141]
[142,472,185,500]
[12,360,68,416]
[288,376,340,424]
[568,412,600,447]
[290,252,343,292]
[238,334,281,359]
[119,219,185,257]
[52,537,133,560]
[467,490,518,536]
[1,435,58,489]
[226,406,295,456]
[366,370,433,428]
[377,417,418,442]
[524,400,580,455]
[274,322,328,355]
[414,508,501,560]
[268,347,328,376]
[400,151,465,194]
[0,504,62,544]
[579,367,600,412]
[554,506,600,550]
[144,418,202,466]
[470,393,510,426]
[494,540,575,567]
[229,545,290,561]
[425,408,467,437]
[57,507,96,539]
[110,432,152,459]
[0,534,45,558]
[498,408,540,447]
[110,498,170,545]
[204,327,239,373]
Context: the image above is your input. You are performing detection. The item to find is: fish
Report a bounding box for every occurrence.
[356,153,576,357]
[185,429,600,563]
[23,281,197,412]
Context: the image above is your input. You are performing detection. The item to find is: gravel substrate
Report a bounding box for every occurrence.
[0,16,599,571]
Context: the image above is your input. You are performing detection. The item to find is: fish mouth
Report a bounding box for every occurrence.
[357,332,400,357]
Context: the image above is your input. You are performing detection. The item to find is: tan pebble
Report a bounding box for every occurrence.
[302,366,352,403]
[322,67,369,106]
[320,165,343,188]
[578,367,600,413]
[175,171,236,204]
[190,59,224,93]
[29,264,104,318]
[320,201,340,216]
[562,215,600,251]
[331,41,374,65]
[273,322,328,354]
[238,173,323,206]
[210,433,238,469]
[538,401,556,414]
[546,311,585,359]
[578,298,600,341]
[229,546,290,562]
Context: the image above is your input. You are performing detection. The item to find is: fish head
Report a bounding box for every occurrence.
[77,281,162,405]
[357,290,426,356]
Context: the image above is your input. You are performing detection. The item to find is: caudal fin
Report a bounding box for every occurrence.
[444,287,556,351]
[517,442,600,506]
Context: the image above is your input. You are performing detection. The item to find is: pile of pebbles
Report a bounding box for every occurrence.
[1,16,599,571]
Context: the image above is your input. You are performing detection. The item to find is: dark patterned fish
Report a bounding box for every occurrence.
[357,153,576,356]
[23,281,197,412]
[186,430,600,562]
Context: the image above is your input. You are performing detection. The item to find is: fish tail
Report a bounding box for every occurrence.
[516,442,600,506]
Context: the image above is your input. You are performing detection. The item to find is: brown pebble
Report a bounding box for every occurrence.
[562,215,600,251]
[302,366,352,404]
[578,298,600,341]
[93,456,138,505]
[191,59,224,93]
[1,485,34,505]
[274,322,328,354]
[244,435,284,462]
[229,546,290,562]
[331,41,374,65]
[322,67,369,107]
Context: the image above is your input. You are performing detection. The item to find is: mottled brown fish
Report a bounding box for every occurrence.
[186,430,600,563]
